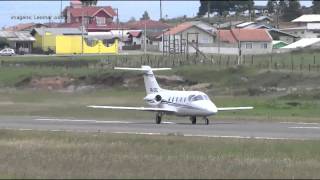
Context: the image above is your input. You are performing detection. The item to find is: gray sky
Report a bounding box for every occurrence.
[0,1,313,28]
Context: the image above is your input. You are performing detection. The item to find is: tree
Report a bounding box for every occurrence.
[267,0,276,14]
[197,0,235,17]
[282,0,301,21]
[278,0,288,15]
[140,11,150,20]
[128,17,136,23]
[0,37,9,49]
[313,0,320,13]
[80,0,98,6]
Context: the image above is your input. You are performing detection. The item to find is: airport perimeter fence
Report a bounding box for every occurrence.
[1,52,320,72]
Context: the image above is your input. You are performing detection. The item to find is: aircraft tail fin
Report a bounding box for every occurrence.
[114,66,171,94]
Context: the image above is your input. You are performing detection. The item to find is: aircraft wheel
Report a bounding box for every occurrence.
[205,118,209,125]
[190,116,196,124]
[156,114,162,124]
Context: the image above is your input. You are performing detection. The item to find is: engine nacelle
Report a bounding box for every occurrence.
[144,94,163,105]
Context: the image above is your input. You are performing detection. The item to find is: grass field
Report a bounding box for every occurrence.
[0,129,319,179]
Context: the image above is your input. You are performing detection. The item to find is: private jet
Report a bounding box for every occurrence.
[88,66,253,125]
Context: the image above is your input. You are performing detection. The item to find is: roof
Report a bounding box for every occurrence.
[282,38,320,49]
[126,20,171,30]
[58,22,128,31]
[32,28,85,36]
[272,40,288,45]
[218,29,272,43]
[256,16,273,22]
[218,30,237,43]
[127,31,142,38]
[0,31,35,41]
[65,6,116,18]
[292,15,320,23]
[164,21,215,36]
[236,22,255,28]
[4,23,47,31]
[164,22,193,35]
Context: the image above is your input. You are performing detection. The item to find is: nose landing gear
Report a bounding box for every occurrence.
[204,117,209,125]
[156,113,162,124]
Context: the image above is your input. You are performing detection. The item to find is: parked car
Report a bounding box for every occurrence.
[0,48,15,56]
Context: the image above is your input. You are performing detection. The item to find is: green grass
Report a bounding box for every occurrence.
[0,129,319,179]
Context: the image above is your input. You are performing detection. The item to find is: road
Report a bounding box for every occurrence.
[0,116,319,140]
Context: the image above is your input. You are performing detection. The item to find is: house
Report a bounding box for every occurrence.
[0,31,35,54]
[31,27,85,52]
[61,0,118,32]
[281,14,320,38]
[122,31,142,50]
[272,41,288,49]
[281,38,320,49]
[217,29,273,54]
[4,23,48,32]
[240,23,298,44]
[255,16,273,25]
[161,21,216,54]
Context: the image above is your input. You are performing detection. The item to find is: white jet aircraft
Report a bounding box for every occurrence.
[88,66,253,125]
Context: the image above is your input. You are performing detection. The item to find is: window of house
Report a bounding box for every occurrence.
[261,43,268,49]
[246,43,252,49]
[96,17,106,25]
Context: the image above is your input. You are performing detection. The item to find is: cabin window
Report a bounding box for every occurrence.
[184,97,187,102]
[175,97,178,102]
[180,97,183,102]
[168,97,171,102]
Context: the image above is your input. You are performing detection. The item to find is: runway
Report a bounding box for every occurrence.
[0,116,320,140]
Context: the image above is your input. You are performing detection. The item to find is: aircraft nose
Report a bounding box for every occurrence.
[207,102,217,114]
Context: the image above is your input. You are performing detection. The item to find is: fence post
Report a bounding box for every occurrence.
[314,55,316,65]
[251,55,254,65]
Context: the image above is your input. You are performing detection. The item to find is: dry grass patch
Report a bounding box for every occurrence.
[0,130,319,179]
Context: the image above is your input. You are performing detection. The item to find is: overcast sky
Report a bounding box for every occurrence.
[0,0,313,28]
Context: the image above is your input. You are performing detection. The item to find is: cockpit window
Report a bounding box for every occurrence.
[188,95,195,102]
[203,95,209,100]
[188,95,203,102]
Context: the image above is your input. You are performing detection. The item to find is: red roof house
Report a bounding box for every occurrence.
[218,29,272,43]
[62,0,117,32]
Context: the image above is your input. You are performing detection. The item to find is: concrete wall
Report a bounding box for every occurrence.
[55,35,118,54]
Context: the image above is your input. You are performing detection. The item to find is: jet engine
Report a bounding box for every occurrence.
[144,94,163,105]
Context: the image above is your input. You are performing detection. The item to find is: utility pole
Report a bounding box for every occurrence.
[81,4,84,55]
[144,21,147,55]
[207,1,210,23]
[60,0,63,23]
[160,0,163,21]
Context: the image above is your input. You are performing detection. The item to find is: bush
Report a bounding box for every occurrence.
[0,37,9,49]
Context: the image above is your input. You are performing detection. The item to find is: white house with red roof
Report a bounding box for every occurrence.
[217,29,273,54]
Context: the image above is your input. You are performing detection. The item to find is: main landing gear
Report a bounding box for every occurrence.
[156,113,162,124]
[190,116,197,124]
[190,116,209,125]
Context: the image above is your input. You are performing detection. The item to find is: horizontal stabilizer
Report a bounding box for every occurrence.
[88,105,176,113]
[114,66,171,71]
[217,107,254,111]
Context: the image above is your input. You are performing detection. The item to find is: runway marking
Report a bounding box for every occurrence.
[280,122,320,125]
[162,121,176,124]
[34,118,132,124]
[289,127,320,129]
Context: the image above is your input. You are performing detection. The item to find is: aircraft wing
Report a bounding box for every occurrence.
[217,107,254,111]
[88,105,176,113]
